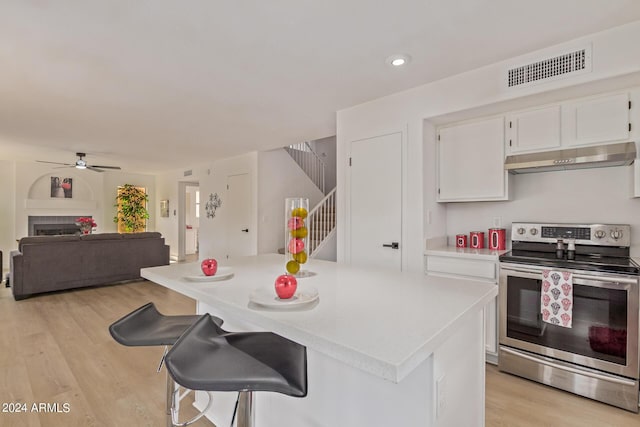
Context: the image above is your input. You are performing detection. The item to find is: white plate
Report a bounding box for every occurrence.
[249,286,319,308]
[184,267,234,282]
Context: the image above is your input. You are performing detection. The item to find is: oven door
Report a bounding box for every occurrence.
[499,262,639,379]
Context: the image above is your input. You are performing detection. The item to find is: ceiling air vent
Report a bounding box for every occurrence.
[507,45,591,89]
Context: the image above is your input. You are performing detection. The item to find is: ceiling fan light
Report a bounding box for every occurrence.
[76,159,87,169]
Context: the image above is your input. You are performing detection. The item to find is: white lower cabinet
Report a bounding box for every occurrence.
[425,253,499,361]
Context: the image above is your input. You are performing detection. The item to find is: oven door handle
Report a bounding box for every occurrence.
[500,265,639,286]
[501,347,637,387]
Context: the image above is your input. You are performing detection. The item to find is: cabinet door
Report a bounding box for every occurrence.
[563,92,630,146]
[438,116,508,201]
[507,106,561,153]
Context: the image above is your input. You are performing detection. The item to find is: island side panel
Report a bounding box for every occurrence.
[433,308,486,426]
[193,300,486,426]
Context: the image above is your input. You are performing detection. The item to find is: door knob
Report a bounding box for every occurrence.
[382,242,399,249]
[241,229,249,233]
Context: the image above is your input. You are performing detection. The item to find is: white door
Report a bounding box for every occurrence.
[226,173,252,259]
[349,133,402,271]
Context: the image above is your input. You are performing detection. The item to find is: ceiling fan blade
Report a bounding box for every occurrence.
[53,165,75,169]
[86,166,105,172]
[91,165,121,170]
[36,160,74,166]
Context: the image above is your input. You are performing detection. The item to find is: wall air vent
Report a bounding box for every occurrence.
[184,169,193,177]
[507,45,591,89]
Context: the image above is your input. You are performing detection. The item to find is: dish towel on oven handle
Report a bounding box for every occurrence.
[541,270,573,328]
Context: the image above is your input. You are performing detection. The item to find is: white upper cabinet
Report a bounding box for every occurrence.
[562,92,630,147]
[437,116,509,202]
[506,105,561,153]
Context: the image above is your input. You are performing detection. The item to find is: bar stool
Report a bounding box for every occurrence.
[109,302,224,427]
[165,314,307,427]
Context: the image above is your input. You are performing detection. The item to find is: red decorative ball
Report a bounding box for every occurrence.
[287,217,303,230]
[274,274,297,299]
[201,258,218,276]
[288,238,305,254]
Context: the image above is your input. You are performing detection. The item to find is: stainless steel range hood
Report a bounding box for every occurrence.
[504,141,636,174]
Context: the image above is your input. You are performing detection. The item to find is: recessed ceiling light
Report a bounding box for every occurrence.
[386,54,411,67]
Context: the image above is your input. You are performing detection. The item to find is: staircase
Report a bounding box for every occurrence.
[284,142,326,195]
[285,141,336,258]
[307,188,336,256]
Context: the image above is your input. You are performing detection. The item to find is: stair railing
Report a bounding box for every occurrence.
[307,188,336,257]
[285,142,326,194]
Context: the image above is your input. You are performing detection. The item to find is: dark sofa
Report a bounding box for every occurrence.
[10,232,170,300]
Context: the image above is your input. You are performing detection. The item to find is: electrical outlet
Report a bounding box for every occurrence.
[436,375,446,419]
[492,216,502,228]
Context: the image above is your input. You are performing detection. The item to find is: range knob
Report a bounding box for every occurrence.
[529,228,538,236]
[610,229,623,240]
[594,230,606,239]
[517,227,526,235]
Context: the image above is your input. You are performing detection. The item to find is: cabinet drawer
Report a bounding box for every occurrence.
[426,256,496,281]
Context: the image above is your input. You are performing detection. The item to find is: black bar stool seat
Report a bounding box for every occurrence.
[165,314,307,426]
[109,302,222,346]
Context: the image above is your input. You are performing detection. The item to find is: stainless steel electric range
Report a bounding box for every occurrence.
[498,222,640,412]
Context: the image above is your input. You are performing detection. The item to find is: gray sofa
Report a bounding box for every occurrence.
[10,232,170,300]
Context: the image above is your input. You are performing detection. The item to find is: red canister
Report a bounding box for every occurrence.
[488,228,506,250]
[469,231,485,249]
[455,234,468,248]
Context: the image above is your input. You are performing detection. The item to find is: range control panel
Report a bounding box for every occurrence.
[512,222,630,247]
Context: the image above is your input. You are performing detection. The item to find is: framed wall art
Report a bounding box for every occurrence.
[51,177,73,198]
[160,199,169,217]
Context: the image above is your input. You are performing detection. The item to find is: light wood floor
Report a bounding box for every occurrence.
[0,281,214,427]
[1,280,639,426]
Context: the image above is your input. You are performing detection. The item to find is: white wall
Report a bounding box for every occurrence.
[337,21,640,271]
[0,160,16,271]
[155,169,183,258]
[198,152,259,261]
[446,167,640,254]
[257,148,324,254]
[312,135,337,191]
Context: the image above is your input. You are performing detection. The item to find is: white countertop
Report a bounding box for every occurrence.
[141,254,497,383]
[425,245,508,261]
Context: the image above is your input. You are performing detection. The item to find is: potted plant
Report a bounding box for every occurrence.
[113,184,149,232]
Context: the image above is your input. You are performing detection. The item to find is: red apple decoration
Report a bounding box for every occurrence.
[201,258,218,276]
[274,274,297,299]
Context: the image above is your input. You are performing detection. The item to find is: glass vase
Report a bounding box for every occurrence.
[284,197,310,277]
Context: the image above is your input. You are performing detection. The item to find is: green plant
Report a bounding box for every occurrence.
[113,184,149,232]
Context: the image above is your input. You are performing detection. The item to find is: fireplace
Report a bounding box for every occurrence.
[28,216,89,236]
[33,223,81,236]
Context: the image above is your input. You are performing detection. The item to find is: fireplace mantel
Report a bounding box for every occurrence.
[25,199,97,210]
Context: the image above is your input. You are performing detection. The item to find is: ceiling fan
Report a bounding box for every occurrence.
[37,152,122,172]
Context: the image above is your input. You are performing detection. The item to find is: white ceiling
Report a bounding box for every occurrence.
[2,1,640,173]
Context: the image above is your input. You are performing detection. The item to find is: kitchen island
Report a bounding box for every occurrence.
[141,254,497,426]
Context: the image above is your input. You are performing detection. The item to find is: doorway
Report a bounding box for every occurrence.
[348,132,403,271]
[225,173,253,259]
[178,181,199,262]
